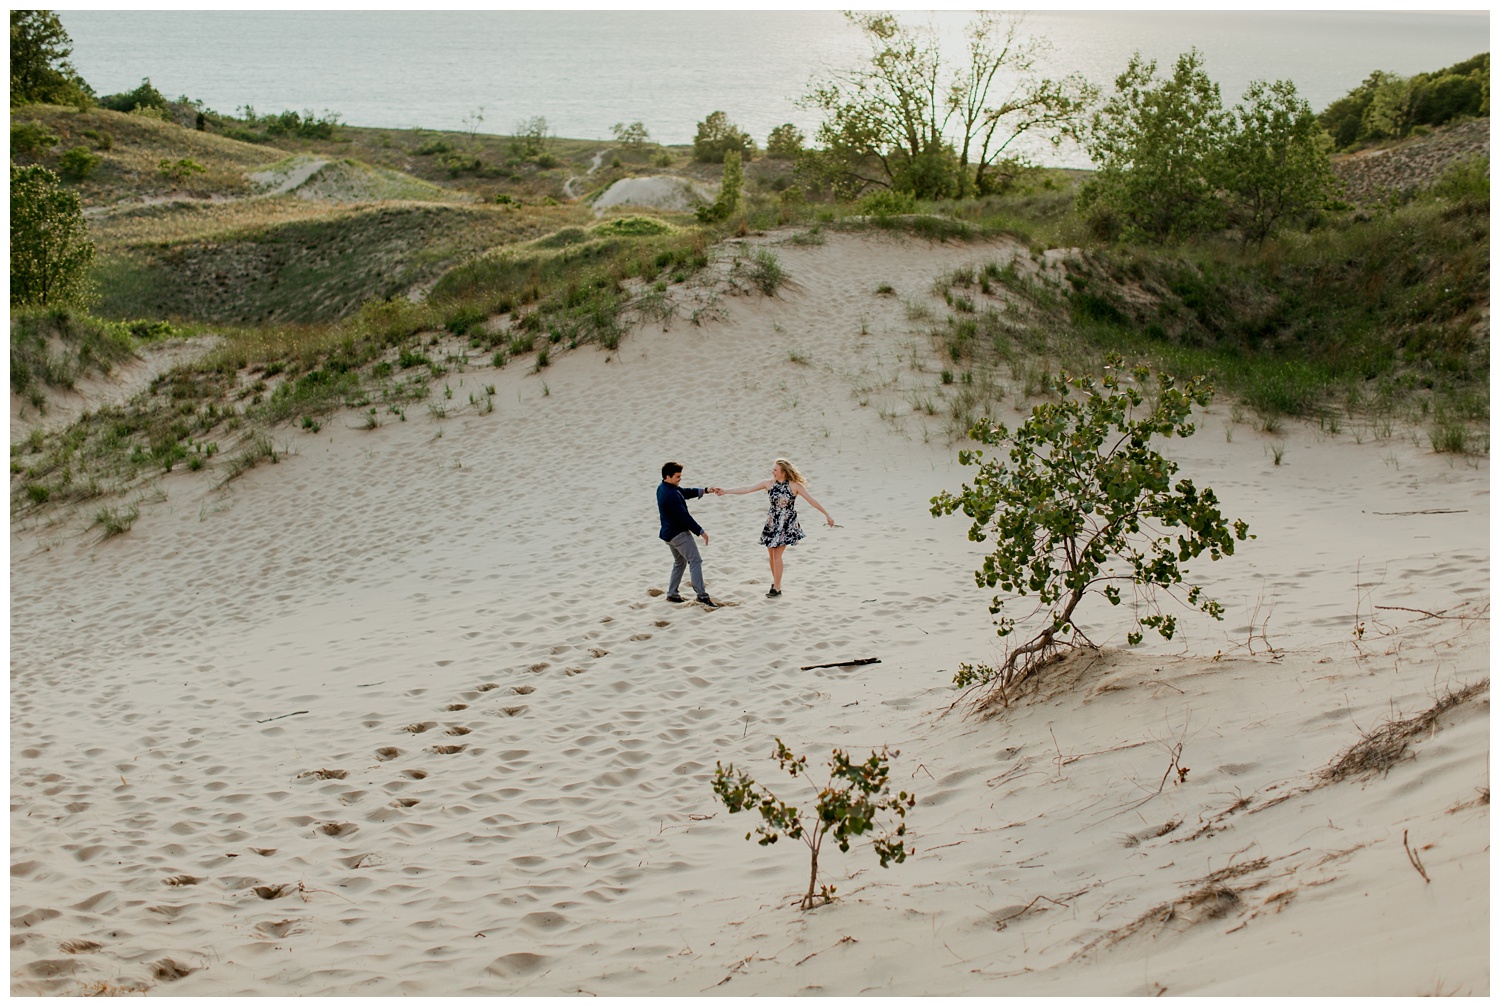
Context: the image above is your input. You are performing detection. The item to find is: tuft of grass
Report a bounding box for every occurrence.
[94,503,140,538]
[745,248,786,296]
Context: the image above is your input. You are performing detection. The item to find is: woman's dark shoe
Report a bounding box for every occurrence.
[666,594,685,603]
[766,586,782,597]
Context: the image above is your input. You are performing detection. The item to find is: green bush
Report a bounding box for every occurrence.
[99,77,168,113]
[415,137,452,156]
[158,158,206,183]
[11,165,94,307]
[1430,155,1488,204]
[10,120,60,156]
[57,145,102,181]
[859,189,918,217]
[712,740,915,911]
[931,362,1250,704]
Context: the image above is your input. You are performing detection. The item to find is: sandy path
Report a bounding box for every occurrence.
[10,231,1488,995]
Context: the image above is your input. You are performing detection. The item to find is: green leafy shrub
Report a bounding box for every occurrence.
[712,740,915,910]
[931,361,1251,705]
[99,77,167,113]
[10,120,59,156]
[158,158,206,183]
[80,128,112,150]
[859,189,918,217]
[11,165,94,307]
[415,136,452,156]
[57,145,102,181]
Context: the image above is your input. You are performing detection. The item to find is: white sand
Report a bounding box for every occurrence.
[592,175,716,215]
[9,231,1489,995]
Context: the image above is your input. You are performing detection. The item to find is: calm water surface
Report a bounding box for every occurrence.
[60,10,1489,168]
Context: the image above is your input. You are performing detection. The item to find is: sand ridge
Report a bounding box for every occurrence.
[9,230,1489,995]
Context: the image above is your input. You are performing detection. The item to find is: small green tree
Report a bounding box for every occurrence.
[11,163,94,307]
[511,115,552,158]
[610,120,650,147]
[712,740,915,911]
[693,110,754,163]
[931,362,1250,703]
[1222,80,1339,245]
[10,10,94,107]
[766,122,805,159]
[695,149,743,223]
[1079,49,1230,241]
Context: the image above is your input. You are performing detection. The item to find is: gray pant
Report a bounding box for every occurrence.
[666,531,706,599]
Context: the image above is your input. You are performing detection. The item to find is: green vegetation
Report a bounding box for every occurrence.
[1080,50,1336,243]
[931,363,1251,704]
[6,23,1486,537]
[802,11,1094,199]
[693,110,754,163]
[11,163,94,307]
[1320,53,1488,150]
[10,10,94,108]
[696,149,743,222]
[712,740,915,910]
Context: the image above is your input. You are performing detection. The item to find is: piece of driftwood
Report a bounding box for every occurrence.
[800,657,881,671]
[255,710,309,723]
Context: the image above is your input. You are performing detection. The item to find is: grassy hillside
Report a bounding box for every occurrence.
[94,201,590,324]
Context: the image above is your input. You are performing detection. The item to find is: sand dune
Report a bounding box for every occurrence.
[9,231,1488,995]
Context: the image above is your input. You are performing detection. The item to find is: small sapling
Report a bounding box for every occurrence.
[712,739,915,910]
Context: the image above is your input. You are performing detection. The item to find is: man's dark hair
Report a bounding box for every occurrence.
[662,461,683,480]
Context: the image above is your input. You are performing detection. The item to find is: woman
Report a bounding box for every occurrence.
[718,458,834,597]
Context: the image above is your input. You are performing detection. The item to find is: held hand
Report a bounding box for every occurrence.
[825,514,835,528]
[700,531,710,545]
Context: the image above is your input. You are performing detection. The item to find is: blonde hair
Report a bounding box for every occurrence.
[774,457,806,485]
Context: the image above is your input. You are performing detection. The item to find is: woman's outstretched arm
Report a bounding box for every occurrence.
[719,480,771,496]
[792,483,835,526]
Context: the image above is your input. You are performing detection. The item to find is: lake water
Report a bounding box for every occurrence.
[59,10,1489,169]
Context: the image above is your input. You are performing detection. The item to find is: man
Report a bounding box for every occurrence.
[657,461,721,608]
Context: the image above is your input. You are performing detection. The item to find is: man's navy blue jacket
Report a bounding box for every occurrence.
[658,481,706,541]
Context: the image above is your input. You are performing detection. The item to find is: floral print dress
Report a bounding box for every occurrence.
[759,480,805,547]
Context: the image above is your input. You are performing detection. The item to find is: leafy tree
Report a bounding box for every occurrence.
[98,77,168,114]
[1362,73,1422,140]
[712,740,915,910]
[692,110,754,163]
[11,163,95,307]
[1221,80,1338,245]
[610,120,650,147]
[766,122,805,159]
[10,10,93,107]
[803,11,1093,199]
[931,362,1250,702]
[1078,49,1230,241]
[1317,71,1385,150]
[511,115,553,158]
